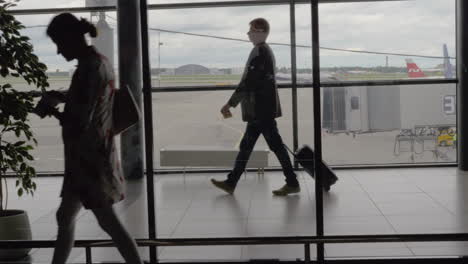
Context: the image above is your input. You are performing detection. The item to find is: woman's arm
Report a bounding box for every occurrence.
[46,90,67,103]
[49,107,64,125]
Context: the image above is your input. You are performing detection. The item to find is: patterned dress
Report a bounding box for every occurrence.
[61,46,125,209]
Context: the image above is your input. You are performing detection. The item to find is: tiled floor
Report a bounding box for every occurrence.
[3,167,468,263]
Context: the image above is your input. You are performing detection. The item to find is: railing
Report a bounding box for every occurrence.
[2,233,468,264]
[150,79,458,93]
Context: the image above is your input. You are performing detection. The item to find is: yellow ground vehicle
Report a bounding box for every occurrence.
[437,127,456,147]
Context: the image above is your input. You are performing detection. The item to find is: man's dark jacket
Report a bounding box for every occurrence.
[228,42,282,122]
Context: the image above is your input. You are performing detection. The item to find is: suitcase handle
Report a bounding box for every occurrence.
[283,144,295,156]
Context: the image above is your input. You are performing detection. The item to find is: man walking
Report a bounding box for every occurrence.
[211,18,300,196]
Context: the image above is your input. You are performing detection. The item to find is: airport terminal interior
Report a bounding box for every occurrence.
[1,0,468,263]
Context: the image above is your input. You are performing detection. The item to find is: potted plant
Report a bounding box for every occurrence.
[0,0,49,259]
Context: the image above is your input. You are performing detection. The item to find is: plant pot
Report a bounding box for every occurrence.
[0,209,32,260]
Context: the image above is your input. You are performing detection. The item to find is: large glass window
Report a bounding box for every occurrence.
[295,1,456,81]
[299,84,456,166]
[148,6,294,169]
[146,6,291,86]
[296,0,456,166]
[12,1,456,172]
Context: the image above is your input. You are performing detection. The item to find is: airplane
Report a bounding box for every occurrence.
[406,44,454,79]
[406,58,427,78]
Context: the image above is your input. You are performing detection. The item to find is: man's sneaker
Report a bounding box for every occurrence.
[324,176,338,192]
[272,184,300,196]
[211,179,235,195]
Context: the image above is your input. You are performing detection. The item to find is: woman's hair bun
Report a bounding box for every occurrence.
[79,18,98,38]
[47,13,98,39]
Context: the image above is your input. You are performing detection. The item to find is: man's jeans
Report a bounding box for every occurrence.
[226,119,299,187]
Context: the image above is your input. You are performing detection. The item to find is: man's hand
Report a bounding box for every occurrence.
[221,103,230,114]
[220,103,232,119]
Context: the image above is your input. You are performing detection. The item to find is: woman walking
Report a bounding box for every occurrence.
[43,13,143,264]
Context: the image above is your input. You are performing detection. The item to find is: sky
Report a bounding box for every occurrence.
[9,0,456,72]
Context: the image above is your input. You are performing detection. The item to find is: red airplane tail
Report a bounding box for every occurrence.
[406,59,426,78]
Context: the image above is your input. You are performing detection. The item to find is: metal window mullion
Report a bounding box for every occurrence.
[139,0,158,263]
[147,79,457,93]
[85,246,92,264]
[455,0,459,164]
[456,0,466,168]
[311,0,325,263]
[290,0,299,168]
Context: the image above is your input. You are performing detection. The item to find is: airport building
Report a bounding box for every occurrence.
[2,0,468,264]
[323,84,456,133]
[174,64,210,75]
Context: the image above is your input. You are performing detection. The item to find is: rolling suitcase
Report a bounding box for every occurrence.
[286,145,338,191]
